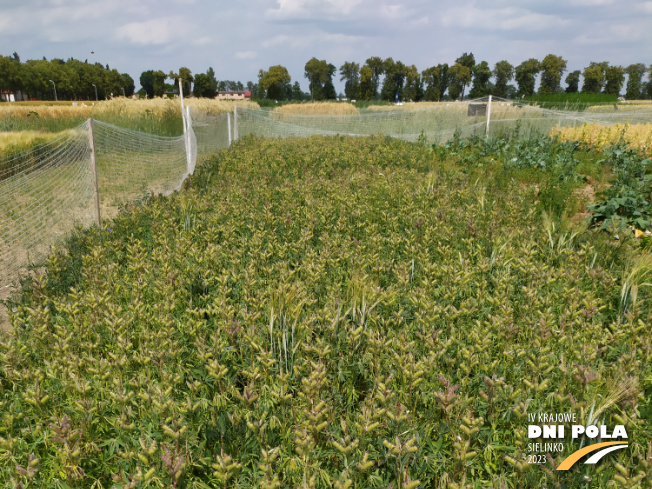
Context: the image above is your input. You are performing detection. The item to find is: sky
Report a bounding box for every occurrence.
[1,0,651,93]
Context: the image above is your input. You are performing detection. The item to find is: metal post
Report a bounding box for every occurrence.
[88,119,102,227]
[49,80,57,101]
[485,95,492,136]
[227,112,232,146]
[233,106,238,142]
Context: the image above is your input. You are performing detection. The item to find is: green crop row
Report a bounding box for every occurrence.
[1,135,651,488]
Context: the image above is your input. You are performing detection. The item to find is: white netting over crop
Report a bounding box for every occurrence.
[92,120,188,212]
[191,111,232,156]
[234,99,652,144]
[0,113,213,286]
[0,124,95,280]
[1,97,650,290]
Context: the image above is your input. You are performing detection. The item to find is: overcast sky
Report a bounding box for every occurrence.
[2,0,651,92]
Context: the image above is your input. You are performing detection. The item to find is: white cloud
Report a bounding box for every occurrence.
[440,5,566,31]
[116,18,178,45]
[636,1,652,12]
[568,0,614,5]
[235,51,258,60]
[266,0,365,20]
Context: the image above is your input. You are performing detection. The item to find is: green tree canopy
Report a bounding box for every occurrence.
[539,54,567,94]
[604,65,625,95]
[624,63,646,100]
[339,61,360,100]
[304,57,329,101]
[492,60,514,98]
[358,65,375,100]
[403,64,422,102]
[448,63,471,100]
[565,70,581,93]
[469,60,492,98]
[324,63,337,100]
[364,56,385,99]
[169,67,193,97]
[582,62,608,93]
[380,58,407,101]
[456,52,475,70]
[422,65,443,102]
[515,58,540,97]
[259,65,291,100]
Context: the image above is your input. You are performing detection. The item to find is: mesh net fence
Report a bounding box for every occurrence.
[0,112,213,287]
[2,99,651,290]
[234,99,652,143]
[0,123,95,281]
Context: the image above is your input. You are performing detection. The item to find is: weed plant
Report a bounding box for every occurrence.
[1,135,651,488]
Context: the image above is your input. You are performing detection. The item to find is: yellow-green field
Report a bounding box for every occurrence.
[551,122,652,155]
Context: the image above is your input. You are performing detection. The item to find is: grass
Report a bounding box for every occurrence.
[1,134,651,488]
[521,93,619,110]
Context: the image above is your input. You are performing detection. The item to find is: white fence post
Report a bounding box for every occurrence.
[234,106,239,142]
[227,112,232,146]
[485,95,492,136]
[88,119,102,228]
[186,106,193,174]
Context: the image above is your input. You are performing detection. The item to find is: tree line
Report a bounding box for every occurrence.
[0,52,135,101]
[3,52,651,103]
[254,54,652,102]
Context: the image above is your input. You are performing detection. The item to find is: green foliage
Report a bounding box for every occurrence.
[380,58,408,101]
[447,63,471,101]
[565,70,581,93]
[539,54,567,95]
[604,66,626,96]
[340,62,360,101]
[492,60,514,98]
[304,58,330,101]
[3,135,651,488]
[588,143,652,232]
[421,65,444,102]
[582,62,609,94]
[258,65,291,100]
[521,92,618,110]
[515,58,540,97]
[469,61,492,98]
[625,64,647,100]
[0,53,132,101]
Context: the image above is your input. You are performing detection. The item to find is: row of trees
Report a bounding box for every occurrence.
[5,52,651,103]
[330,54,652,102]
[252,55,652,102]
[0,53,135,100]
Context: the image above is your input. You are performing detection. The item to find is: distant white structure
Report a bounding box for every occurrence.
[216,91,251,100]
[0,89,28,102]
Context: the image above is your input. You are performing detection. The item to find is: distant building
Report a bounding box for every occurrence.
[0,89,28,102]
[216,90,251,100]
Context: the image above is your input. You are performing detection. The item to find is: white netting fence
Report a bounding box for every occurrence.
[0,105,211,287]
[2,97,651,289]
[234,98,652,143]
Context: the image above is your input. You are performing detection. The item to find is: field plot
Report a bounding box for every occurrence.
[237,101,652,144]
[2,136,650,488]
[551,122,652,155]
